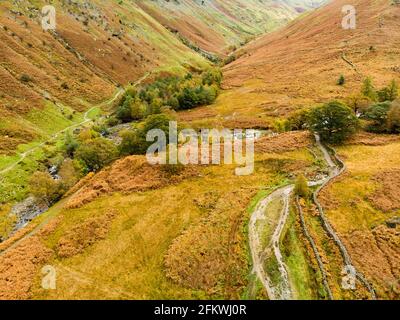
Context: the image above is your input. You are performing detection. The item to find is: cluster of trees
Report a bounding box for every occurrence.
[115,69,222,124]
[28,69,223,205]
[358,78,400,133]
[282,100,359,144]
[29,128,119,205]
[29,159,80,206]
[57,114,174,185]
[285,77,399,144]
[361,78,398,103]
[119,114,172,156]
[362,100,400,133]
[63,129,118,174]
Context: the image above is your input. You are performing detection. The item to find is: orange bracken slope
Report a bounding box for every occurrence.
[223,0,400,111]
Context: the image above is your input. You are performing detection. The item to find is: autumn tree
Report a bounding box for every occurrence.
[378,79,398,102]
[308,101,359,144]
[294,174,310,198]
[387,101,400,133]
[361,77,377,102]
[75,137,118,172]
[29,172,61,205]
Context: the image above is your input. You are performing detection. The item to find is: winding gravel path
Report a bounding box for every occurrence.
[0,88,124,176]
[248,134,376,300]
[249,185,294,300]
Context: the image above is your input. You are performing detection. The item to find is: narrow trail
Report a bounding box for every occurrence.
[0,72,152,256]
[270,186,293,300]
[0,88,124,176]
[248,185,293,300]
[248,134,376,300]
[0,71,153,176]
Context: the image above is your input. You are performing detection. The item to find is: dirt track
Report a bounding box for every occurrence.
[0,88,124,176]
[248,185,294,299]
[248,134,376,300]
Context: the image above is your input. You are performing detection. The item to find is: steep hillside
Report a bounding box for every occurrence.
[0,132,320,300]
[222,0,400,116]
[1,0,399,301]
[137,0,327,55]
[0,0,205,147]
[0,0,324,154]
[0,0,328,202]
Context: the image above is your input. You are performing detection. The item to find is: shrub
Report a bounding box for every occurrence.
[387,101,400,133]
[362,102,391,133]
[377,80,398,102]
[125,87,138,98]
[63,132,79,157]
[58,158,80,191]
[105,116,120,127]
[78,128,100,142]
[201,85,218,104]
[223,54,236,65]
[130,97,146,120]
[288,109,310,130]
[148,97,163,115]
[29,172,62,205]
[116,94,134,122]
[337,74,345,86]
[202,69,222,86]
[119,129,147,155]
[273,119,290,133]
[361,77,377,101]
[294,174,310,198]
[308,101,359,144]
[346,94,371,113]
[167,96,180,109]
[20,74,32,83]
[142,114,172,137]
[178,87,199,109]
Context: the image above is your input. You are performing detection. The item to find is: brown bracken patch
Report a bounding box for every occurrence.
[164,189,255,298]
[57,211,116,258]
[342,224,400,299]
[346,132,400,146]
[0,217,62,300]
[255,131,312,154]
[369,169,400,212]
[65,156,199,209]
